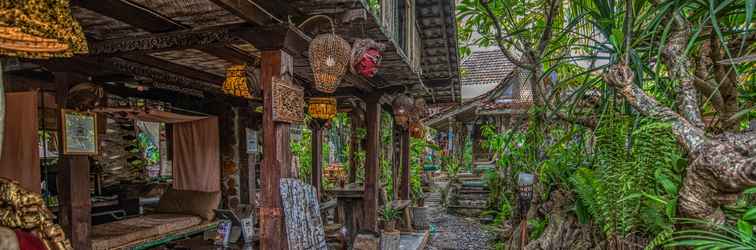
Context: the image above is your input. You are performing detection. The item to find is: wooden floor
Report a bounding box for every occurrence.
[399,231,430,250]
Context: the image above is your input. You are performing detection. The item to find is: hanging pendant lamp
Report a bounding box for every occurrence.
[392,94,414,127]
[222,64,254,99]
[0,0,89,58]
[308,97,338,120]
[307,16,351,93]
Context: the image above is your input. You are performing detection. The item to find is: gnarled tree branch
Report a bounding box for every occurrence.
[604,64,708,152]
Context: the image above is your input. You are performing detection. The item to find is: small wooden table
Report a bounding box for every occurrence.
[329,183,365,246]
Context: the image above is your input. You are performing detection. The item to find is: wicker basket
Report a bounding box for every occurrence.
[309,33,351,93]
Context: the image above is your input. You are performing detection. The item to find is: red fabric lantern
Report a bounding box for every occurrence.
[357,48,381,77]
[351,39,385,78]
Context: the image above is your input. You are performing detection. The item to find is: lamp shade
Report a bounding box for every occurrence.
[309,33,351,93]
[308,97,338,120]
[392,94,413,127]
[222,64,253,99]
[0,0,88,58]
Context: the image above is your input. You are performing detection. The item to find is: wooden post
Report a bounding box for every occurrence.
[54,72,91,250]
[260,50,292,250]
[362,95,381,232]
[311,122,323,199]
[348,111,359,183]
[399,127,411,201]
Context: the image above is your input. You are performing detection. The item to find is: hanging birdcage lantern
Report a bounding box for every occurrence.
[413,97,428,120]
[392,94,414,127]
[308,18,351,93]
[0,0,88,58]
[308,97,338,120]
[222,64,254,99]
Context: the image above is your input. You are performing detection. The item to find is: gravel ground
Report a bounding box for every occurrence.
[425,183,495,250]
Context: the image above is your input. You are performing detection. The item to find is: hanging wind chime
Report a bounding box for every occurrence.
[307,16,351,93]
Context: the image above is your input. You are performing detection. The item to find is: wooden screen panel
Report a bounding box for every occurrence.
[279,178,327,250]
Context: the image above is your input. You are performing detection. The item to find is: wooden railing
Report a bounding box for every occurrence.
[365,0,422,73]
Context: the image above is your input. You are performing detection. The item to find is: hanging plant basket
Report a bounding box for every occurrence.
[308,16,351,93]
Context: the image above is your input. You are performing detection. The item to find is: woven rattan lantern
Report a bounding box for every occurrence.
[222,64,253,99]
[308,97,338,120]
[309,31,351,93]
[0,0,88,58]
[392,94,414,127]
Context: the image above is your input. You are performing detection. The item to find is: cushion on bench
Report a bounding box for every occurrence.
[91,213,202,250]
[156,188,221,220]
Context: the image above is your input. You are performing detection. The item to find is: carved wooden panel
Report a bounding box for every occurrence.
[271,77,304,124]
[279,178,327,250]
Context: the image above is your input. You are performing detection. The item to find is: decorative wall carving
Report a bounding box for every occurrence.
[271,77,304,123]
[89,27,234,55]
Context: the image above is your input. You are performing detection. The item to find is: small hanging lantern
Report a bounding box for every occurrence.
[308,97,338,120]
[222,64,254,99]
[392,94,414,127]
[0,0,88,58]
[410,121,425,139]
[309,21,351,93]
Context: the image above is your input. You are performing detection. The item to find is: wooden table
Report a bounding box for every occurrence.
[329,183,365,246]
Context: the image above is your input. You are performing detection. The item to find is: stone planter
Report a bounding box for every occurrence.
[379,230,401,250]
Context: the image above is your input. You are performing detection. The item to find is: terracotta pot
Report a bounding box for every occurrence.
[383,220,396,232]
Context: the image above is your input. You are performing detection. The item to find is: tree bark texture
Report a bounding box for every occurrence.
[661,25,705,129]
[606,64,756,223]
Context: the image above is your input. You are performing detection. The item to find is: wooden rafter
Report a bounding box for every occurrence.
[72,0,187,33]
[120,54,225,84]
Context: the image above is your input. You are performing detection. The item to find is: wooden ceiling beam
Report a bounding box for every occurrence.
[87,26,239,56]
[209,0,272,26]
[72,0,186,33]
[200,45,259,65]
[120,54,225,84]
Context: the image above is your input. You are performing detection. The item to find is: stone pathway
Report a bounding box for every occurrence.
[425,182,495,250]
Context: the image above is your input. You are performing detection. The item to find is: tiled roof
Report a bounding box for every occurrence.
[460,50,515,86]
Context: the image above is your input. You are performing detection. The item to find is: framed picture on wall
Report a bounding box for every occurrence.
[61,109,99,155]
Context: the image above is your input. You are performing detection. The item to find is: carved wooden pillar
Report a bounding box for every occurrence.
[310,121,323,199]
[54,72,91,250]
[260,50,292,250]
[398,127,411,201]
[362,95,381,232]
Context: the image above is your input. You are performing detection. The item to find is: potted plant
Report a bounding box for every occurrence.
[379,205,400,232]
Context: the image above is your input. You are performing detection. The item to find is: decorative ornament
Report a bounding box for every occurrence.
[271,77,305,123]
[222,64,254,99]
[307,16,351,93]
[0,178,73,250]
[392,94,413,127]
[308,97,338,121]
[410,121,425,139]
[0,0,88,58]
[350,39,385,78]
